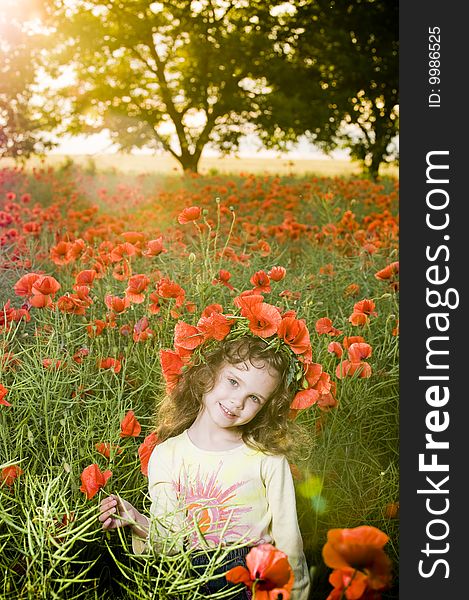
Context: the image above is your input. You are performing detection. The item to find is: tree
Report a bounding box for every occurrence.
[43,0,293,173]
[0,1,55,159]
[41,0,397,176]
[252,0,399,178]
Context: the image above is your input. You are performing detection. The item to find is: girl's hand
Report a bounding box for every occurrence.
[99,494,136,530]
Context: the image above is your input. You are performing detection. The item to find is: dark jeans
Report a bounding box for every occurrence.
[191,546,252,599]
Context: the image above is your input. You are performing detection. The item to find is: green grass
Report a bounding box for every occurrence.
[0,164,399,599]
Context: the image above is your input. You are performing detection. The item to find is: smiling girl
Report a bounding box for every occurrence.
[99,299,319,600]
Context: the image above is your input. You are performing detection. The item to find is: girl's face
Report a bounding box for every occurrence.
[200,360,279,431]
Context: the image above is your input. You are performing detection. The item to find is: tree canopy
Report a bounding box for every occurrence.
[251,0,399,178]
[43,0,282,172]
[38,0,397,175]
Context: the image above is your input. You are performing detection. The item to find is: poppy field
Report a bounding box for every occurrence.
[0,163,399,599]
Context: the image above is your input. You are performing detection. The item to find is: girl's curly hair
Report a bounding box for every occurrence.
[155,336,312,459]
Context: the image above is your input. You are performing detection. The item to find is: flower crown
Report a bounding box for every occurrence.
[159,293,337,412]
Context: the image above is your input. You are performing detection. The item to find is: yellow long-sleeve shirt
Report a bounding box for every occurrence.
[133,430,310,600]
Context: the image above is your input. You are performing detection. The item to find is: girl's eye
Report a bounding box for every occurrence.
[228,378,238,386]
[249,395,261,404]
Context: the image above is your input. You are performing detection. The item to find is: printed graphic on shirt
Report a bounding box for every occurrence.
[174,461,252,546]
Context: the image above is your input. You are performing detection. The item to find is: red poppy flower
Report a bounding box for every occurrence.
[250,270,271,293]
[125,274,151,304]
[336,360,372,379]
[348,312,369,326]
[277,316,311,356]
[79,464,112,500]
[344,283,360,297]
[42,358,62,369]
[226,543,294,599]
[57,294,89,316]
[160,349,184,391]
[104,295,130,314]
[348,343,372,363]
[235,295,281,338]
[315,317,342,336]
[317,391,339,412]
[197,312,233,342]
[319,263,335,277]
[50,241,73,265]
[315,317,332,334]
[156,277,186,301]
[133,317,154,342]
[148,291,161,314]
[185,300,197,313]
[74,286,93,303]
[120,410,141,437]
[120,324,132,337]
[328,342,343,358]
[109,242,137,263]
[268,266,286,282]
[256,239,271,257]
[177,206,201,224]
[121,231,145,245]
[201,303,224,318]
[304,362,323,387]
[138,431,159,476]
[353,299,377,317]
[291,388,320,410]
[375,261,399,281]
[143,237,167,257]
[87,319,106,337]
[342,336,366,350]
[0,300,30,328]
[322,525,392,594]
[174,321,204,351]
[13,273,41,297]
[313,372,332,395]
[68,239,87,261]
[72,348,89,364]
[31,275,61,297]
[74,270,96,287]
[98,357,122,373]
[112,260,132,281]
[29,294,54,308]
[1,465,24,486]
[212,269,234,290]
[0,384,11,406]
[95,442,122,459]
[22,222,41,235]
[248,302,282,338]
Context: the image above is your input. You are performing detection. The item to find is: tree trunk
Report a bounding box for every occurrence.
[178,151,201,174]
[367,152,382,180]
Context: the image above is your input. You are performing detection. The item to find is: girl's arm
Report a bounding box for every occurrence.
[99,494,149,539]
[264,455,311,600]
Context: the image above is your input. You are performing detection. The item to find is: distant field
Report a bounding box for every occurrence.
[0,153,398,177]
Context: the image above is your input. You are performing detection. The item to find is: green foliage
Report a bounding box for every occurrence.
[39,1,397,176]
[42,0,281,172]
[253,0,399,178]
